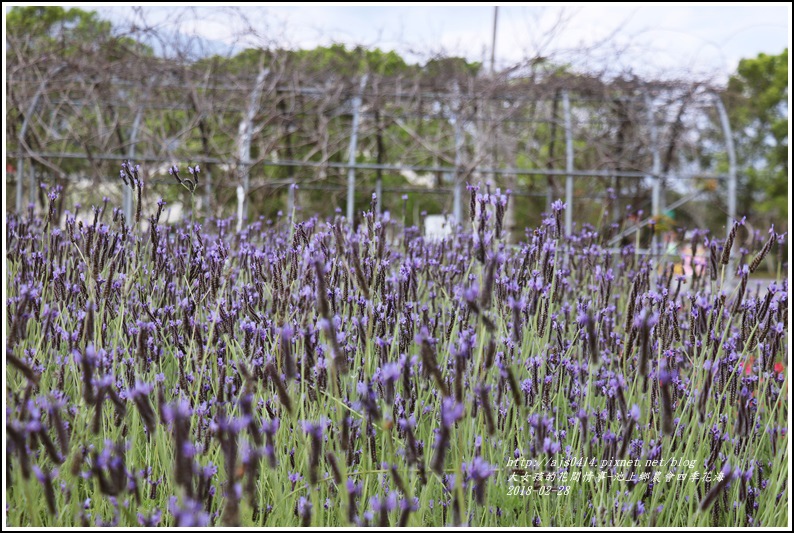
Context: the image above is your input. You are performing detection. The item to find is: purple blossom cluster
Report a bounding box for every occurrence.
[4,168,788,527]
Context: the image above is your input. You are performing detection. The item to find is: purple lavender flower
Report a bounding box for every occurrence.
[137,509,162,527]
[297,496,312,527]
[441,398,464,428]
[629,404,641,423]
[168,496,210,527]
[32,466,58,515]
[551,200,566,212]
[288,472,303,491]
[466,457,494,505]
[700,462,735,511]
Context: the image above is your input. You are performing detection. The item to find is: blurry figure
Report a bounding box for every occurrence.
[678,230,707,277]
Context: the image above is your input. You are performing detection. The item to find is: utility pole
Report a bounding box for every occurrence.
[491,7,498,74]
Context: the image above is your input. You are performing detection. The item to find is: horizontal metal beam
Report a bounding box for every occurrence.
[38,96,703,128]
[8,151,728,181]
[7,173,626,199]
[10,75,708,104]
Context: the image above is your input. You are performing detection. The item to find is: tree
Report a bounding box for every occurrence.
[6,6,150,62]
[6,6,157,211]
[724,49,788,228]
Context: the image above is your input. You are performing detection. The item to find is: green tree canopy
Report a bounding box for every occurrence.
[724,48,788,227]
[6,6,151,62]
[289,44,414,77]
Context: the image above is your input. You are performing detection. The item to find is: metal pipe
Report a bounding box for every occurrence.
[645,93,662,253]
[36,95,709,128]
[15,74,694,105]
[236,185,245,233]
[563,90,574,235]
[346,74,369,222]
[27,164,35,206]
[21,173,589,197]
[7,150,728,181]
[204,169,213,218]
[451,83,464,225]
[287,183,296,220]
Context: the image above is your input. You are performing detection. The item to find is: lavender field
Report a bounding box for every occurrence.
[4,163,789,527]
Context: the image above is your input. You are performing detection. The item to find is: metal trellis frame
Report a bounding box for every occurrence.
[7,74,738,238]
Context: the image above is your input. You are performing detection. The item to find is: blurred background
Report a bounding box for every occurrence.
[4,5,789,258]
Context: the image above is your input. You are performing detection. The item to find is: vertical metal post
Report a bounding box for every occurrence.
[562,90,574,236]
[16,157,23,211]
[238,66,269,225]
[451,83,464,226]
[125,107,143,225]
[204,169,213,218]
[346,74,369,222]
[284,101,295,222]
[453,177,463,226]
[28,161,36,205]
[236,185,245,234]
[453,115,465,226]
[645,94,661,253]
[546,185,553,213]
[287,184,296,221]
[714,94,737,230]
[375,102,384,215]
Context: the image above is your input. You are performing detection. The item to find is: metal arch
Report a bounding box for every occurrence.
[605,94,737,249]
[713,92,738,285]
[713,93,737,231]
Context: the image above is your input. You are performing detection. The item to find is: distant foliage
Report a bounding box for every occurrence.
[723,49,788,229]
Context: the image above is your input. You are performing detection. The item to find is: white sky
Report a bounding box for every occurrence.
[7,3,793,82]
